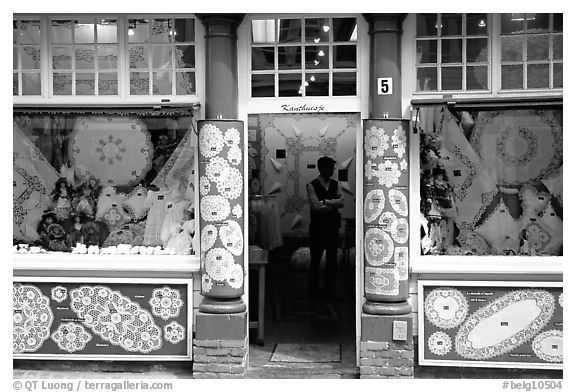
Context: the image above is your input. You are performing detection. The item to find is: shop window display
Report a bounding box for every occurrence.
[13,112,197,256]
[418,106,562,256]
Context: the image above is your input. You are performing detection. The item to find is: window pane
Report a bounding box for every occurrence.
[333,72,356,96]
[527,64,549,88]
[75,47,95,70]
[305,46,329,69]
[175,45,195,69]
[304,18,330,43]
[441,66,462,90]
[501,14,524,34]
[333,45,356,68]
[305,72,328,96]
[152,45,172,69]
[129,45,149,69]
[21,46,41,69]
[278,19,301,43]
[53,72,72,95]
[76,72,95,95]
[98,72,118,95]
[527,13,549,33]
[527,35,549,61]
[251,74,275,97]
[553,35,562,60]
[466,13,488,35]
[74,21,95,44]
[13,73,18,95]
[441,39,462,63]
[278,73,301,96]
[51,20,73,43]
[553,14,563,32]
[440,14,462,36]
[252,20,276,44]
[20,20,41,44]
[22,73,41,95]
[174,19,194,42]
[501,64,523,89]
[252,47,275,70]
[501,36,524,62]
[176,71,195,94]
[416,67,437,91]
[52,46,72,70]
[416,40,437,64]
[98,46,118,70]
[130,71,149,95]
[333,18,357,42]
[14,47,18,69]
[417,14,437,37]
[553,63,562,88]
[97,20,117,43]
[466,38,487,63]
[128,19,149,43]
[152,19,173,43]
[278,46,301,70]
[466,65,488,90]
[152,71,172,94]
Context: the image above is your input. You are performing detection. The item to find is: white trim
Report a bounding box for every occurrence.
[417,279,563,370]
[411,257,563,275]
[13,276,193,361]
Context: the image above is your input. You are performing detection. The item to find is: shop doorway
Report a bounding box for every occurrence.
[246,112,359,377]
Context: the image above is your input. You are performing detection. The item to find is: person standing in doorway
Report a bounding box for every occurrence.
[306,156,344,299]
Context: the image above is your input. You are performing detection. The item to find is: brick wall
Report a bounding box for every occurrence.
[192,337,248,378]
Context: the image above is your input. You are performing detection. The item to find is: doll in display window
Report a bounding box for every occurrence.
[160,189,192,246]
[52,178,73,221]
[143,186,173,246]
[66,213,85,248]
[166,209,196,255]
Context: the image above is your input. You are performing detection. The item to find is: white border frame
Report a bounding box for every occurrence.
[12,276,194,361]
[417,279,563,370]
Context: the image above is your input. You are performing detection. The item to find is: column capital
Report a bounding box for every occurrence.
[363,13,407,34]
[196,13,245,36]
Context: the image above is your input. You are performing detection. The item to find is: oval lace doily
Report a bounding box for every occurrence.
[219,220,244,256]
[391,217,409,244]
[532,329,563,363]
[388,189,408,217]
[227,263,244,289]
[201,224,218,251]
[364,189,386,223]
[364,228,394,266]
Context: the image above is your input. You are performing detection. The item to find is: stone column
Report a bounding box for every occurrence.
[193,14,247,379]
[360,13,413,379]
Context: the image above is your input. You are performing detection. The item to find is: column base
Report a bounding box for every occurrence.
[363,299,412,315]
[199,297,246,314]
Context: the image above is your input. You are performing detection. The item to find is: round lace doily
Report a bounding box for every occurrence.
[199,123,224,158]
[200,195,230,222]
[205,247,234,281]
[364,228,394,266]
[428,331,452,356]
[424,288,468,329]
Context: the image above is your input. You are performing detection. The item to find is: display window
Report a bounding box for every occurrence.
[417,105,562,257]
[13,110,198,256]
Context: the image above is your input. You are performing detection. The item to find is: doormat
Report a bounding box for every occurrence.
[273,289,338,321]
[270,343,342,363]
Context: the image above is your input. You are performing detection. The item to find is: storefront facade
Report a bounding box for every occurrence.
[13,13,563,378]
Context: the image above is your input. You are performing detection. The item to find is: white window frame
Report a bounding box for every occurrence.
[13,14,204,108]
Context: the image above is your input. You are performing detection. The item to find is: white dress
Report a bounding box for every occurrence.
[143,189,172,246]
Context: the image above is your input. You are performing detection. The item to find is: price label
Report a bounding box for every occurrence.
[378,77,393,95]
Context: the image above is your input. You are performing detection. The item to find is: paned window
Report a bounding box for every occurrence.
[416,13,489,92]
[13,18,42,95]
[500,13,563,90]
[128,18,196,96]
[250,16,358,97]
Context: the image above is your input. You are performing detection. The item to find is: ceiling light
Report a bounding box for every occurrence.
[318,50,325,57]
[314,38,320,43]
[128,28,135,36]
[478,19,486,27]
[322,25,330,33]
[314,60,320,66]
[310,76,316,81]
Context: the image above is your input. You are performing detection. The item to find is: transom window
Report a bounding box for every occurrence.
[250,17,358,97]
[13,18,42,95]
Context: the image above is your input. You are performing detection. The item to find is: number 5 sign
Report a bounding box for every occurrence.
[377,78,393,95]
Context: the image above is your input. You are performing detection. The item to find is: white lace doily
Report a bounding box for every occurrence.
[219,220,244,256]
[227,263,244,289]
[399,159,408,172]
[199,123,224,158]
[70,285,162,353]
[559,293,563,308]
[224,127,241,147]
[232,204,243,219]
[51,286,68,303]
[532,329,563,363]
[201,224,218,251]
[13,284,54,354]
[394,246,409,280]
[378,211,398,231]
[364,228,394,266]
[149,286,184,321]
[424,288,468,330]
[364,189,386,223]
[364,160,378,181]
[200,195,230,222]
[364,126,389,159]
[227,146,242,166]
[217,167,243,200]
[201,273,213,293]
[205,156,230,184]
[376,161,401,188]
[428,331,452,356]
[51,322,92,353]
[391,217,409,244]
[391,125,407,159]
[365,267,399,296]
[388,189,408,217]
[199,176,211,196]
[163,321,186,345]
[205,247,234,281]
